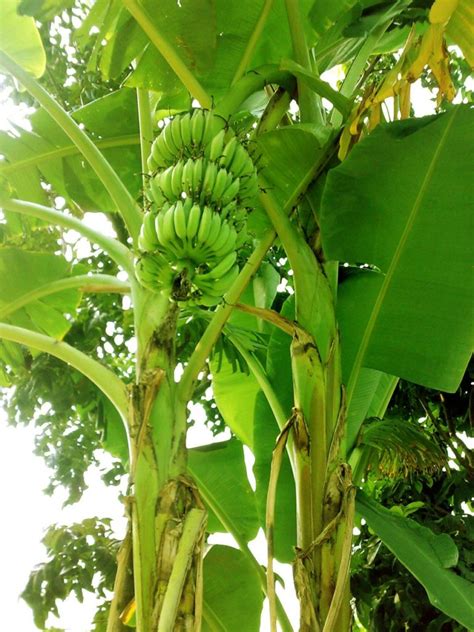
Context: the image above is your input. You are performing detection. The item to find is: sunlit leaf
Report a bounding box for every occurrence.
[0,0,46,77]
[202,545,263,632]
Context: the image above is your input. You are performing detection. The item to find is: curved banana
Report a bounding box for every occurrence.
[186,204,202,241]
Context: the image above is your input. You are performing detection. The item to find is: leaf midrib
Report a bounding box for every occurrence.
[346,109,458,409]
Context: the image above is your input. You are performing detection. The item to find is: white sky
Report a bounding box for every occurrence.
[1,50,470,630]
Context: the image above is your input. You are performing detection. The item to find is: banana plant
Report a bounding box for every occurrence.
[0,0,473,630]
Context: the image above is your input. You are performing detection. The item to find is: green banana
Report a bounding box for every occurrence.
[186,204,202,241]
[221,177,240,206]
[196,264,239,295]
[191,109,205,146]
[173,201,188,241]
[138,211,159,251]
[213,224,237,257]
[158,166,175,200]
[209,220,230,253]
[162,120,180,156]
[183,158,194,195]
[221,200,238,219]
[180,112,192,147]
[201,162,218,202]
[196,205,213,244]
[147,153,157,172]
[152,136,173,167]
[171,160,184,199]
[229,144,249,177]
[150,175,165,206]
[191,158,204,195]
[195,250,237,282]
[203,211,222,249]
[170,117,183,153]
[219,136,238,169]
[211,168,231,203]
[206,128,226,162]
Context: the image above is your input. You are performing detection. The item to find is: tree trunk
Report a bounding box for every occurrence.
[108,290,206,631]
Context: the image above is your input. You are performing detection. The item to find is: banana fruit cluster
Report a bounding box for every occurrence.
[135,110,258,306]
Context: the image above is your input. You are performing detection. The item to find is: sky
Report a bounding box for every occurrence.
[0,55,455,631]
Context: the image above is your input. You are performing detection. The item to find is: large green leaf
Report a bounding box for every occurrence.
[0,0,46,77]
[337,273,398,451]
[202,545,264,632]
[0,248,80,339]
[87,0,315,100]
[18,0,74,20]
[228,262,280,333]
[309,0,360,38]
[188,440,259,542]
[210,352,259,448]
[321,107,473,393]
[356,491,474,628]
[257,125,333,209]
[0,248,81,374]
[0,89,141,210]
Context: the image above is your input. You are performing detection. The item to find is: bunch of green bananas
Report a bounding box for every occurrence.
[136,110,258,306]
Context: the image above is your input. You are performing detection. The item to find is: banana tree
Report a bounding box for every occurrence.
[1,0,473,630]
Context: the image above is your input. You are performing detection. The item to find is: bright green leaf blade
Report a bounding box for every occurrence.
[18,0,74,21]
[0,248,81,339]
[229,262,280,333]
[338,272,398,451]
[98,395,129,466]
[188,439,259,542]
[202,545,264,632]
[210,353,259,448]
[321,107,474,393]
[356,491,474,628]
[0,89,141,211]
[309,0,359,38]
[90,0,314,100]
[0,0,46,77]
[257,125,333,209]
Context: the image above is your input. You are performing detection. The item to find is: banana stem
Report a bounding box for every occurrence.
[136,88,154,192]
